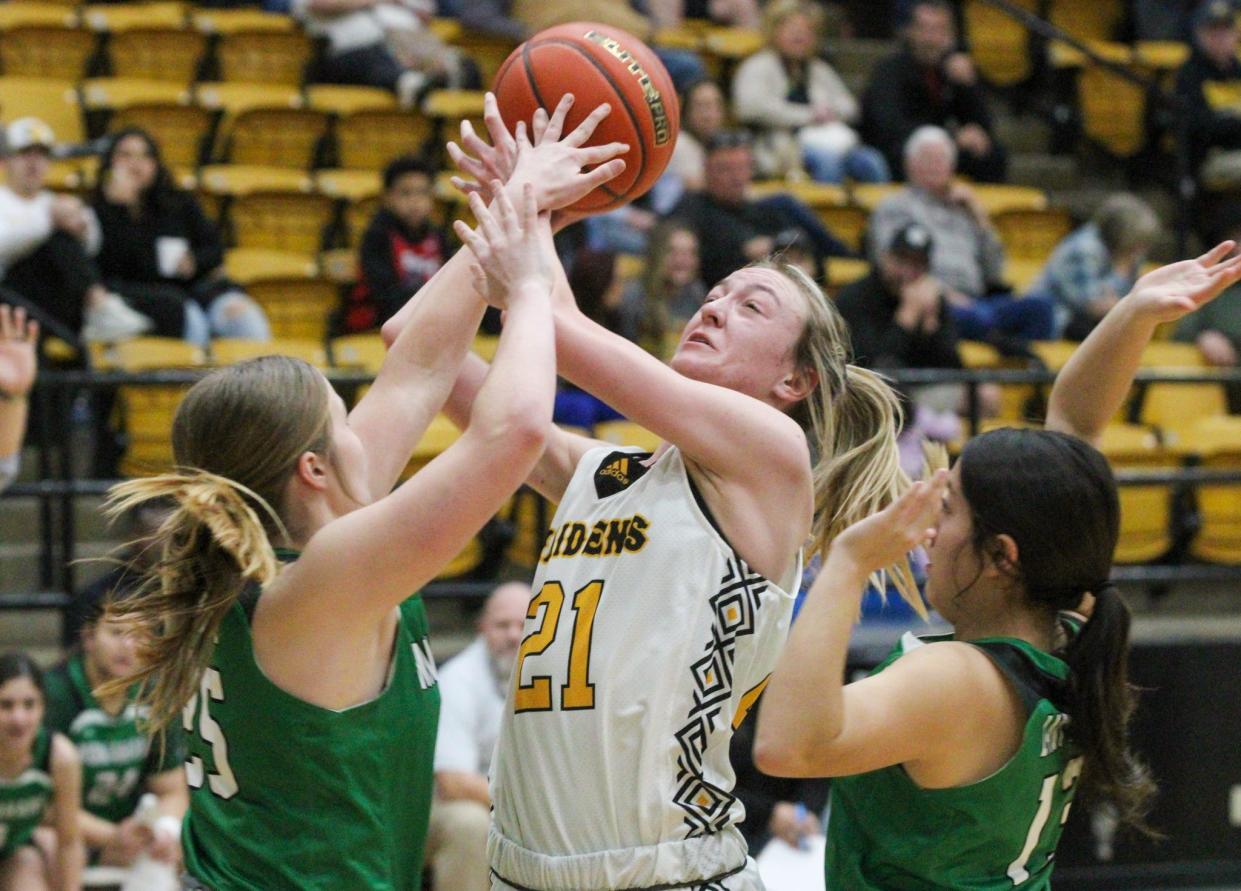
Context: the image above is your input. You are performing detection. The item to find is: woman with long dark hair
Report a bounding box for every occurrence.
[0,653,82,891]
[756,244,1241,888]
[91,128,269,345]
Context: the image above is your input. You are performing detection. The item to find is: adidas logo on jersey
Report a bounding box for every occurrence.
[539,514,651,563]
[599,458,630,486]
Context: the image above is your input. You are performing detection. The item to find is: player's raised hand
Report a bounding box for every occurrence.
[1123,241,1241,323]
[0,305,38,398]
[453,182,552,309]
[831,470,948,576]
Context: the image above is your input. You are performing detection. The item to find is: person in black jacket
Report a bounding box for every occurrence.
[860,0,1007,182]
[1174,0,1241,189]
[668,131,851,288]
[92,128,270,345]
[340,155,452,334]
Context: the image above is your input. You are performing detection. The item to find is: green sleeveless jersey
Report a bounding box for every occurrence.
[826,632,1083,890]
[43,653,185,825]
[181,571,441,891]
[0,726,54,857]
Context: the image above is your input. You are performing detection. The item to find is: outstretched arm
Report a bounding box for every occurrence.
[1047,242,1241,445]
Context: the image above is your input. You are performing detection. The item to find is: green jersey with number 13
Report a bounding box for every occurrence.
[181,557,440,891]
[825,632,1082,890]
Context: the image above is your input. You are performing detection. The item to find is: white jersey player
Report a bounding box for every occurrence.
[388,93,918,890]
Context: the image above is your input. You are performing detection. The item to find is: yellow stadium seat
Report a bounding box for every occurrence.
[993,208,1074,263]
[969,184,1048,216]
[190,8,294,34]
[1030,340,1079,371]
[749,179,848,207]
[343,195,381,248]
[594,420,662,451]
[0,24,95,79]
[104,336,204,371]
[109,102,211,170]
[1098,426,1178,563]
[1073,46,1151,159]
[1179,416,1241,563]
[198,166,313,197]
[305,84,396,115]
[963,0,1037,87]
[404,413,461,479]
[106,336,205,477]
[228,191,335,256]
[211,337,328,368]
[0,4,78,30]
[195,82,303,115]
[243,276,339,341]
[703,26,764,61]
[82,79,192,112]
[472,334,499,362]
[438,27,516,85]
[653,24,703,51]
[0,76,83,142]
[107,26,206,83]
[824,256,870,288]
[315,169,383,202]
[1139,381,1228,438]
[422,88,486,140]
[216,29,310,86]
[1003,258,1045,292]
[1139,341,1205,368]
[957,340,1003,369]
[1048,0,1123,41]
[330,333,386,372]
[224,248,318,283]
[335,109,434,171]
[82,3,186,32]
[850,182,902,212]
[1134,41,1190,72]
[817,205,869,254]
[213,107,328,170]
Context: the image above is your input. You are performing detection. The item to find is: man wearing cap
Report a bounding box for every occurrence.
[1175,0,1241,189]
[0,117,150,343]
[869,125,1053,344]
[836,222,961,372]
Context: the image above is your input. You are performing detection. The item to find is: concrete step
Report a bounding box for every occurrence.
[0,540,121,596]
[994,113,1053,155]
[0,609,63,653]
[0,494,113,544]
[824,38,896,81]
[1008,152,1082,192]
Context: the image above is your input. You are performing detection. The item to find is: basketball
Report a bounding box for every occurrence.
[492,22,681,215]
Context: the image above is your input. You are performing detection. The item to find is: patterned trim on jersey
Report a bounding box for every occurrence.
[672,553,766,838]
[490,860,745,891]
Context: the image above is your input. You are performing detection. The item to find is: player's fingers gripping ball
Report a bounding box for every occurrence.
[493,22,681,214]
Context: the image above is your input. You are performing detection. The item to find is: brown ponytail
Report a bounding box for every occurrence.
[97,356,333,731]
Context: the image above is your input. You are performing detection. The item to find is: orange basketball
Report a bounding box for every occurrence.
[492,22,680,215]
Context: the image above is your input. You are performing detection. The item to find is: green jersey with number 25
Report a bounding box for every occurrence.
[181,566,440,891]
[826,631,1082,890]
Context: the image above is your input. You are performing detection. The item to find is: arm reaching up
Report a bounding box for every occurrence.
[1047,242,1241,445]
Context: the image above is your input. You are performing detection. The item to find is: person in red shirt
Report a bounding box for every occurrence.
[341,155,451,333]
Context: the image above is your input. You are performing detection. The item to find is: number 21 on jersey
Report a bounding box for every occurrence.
[183,667,238,800]
[514,580,604,713]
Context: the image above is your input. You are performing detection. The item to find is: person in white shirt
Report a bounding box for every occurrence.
[427,581,529,891]
[0,118,150,344]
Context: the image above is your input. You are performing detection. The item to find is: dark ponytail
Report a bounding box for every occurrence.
[1063,584,1157,834]
[959,428,1156,834]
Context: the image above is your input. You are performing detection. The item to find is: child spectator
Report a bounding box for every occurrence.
[340,156,451,334]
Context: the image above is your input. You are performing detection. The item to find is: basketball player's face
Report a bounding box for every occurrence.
[84,617,140,682]
[923,464,982,622]
[0,678,42,752]
[671,267,805,403]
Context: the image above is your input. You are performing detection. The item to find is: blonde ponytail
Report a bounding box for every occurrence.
[98,471,283,731]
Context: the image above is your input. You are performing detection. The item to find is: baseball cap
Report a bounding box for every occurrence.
[2,118,55,155]
[887,222,934,260]
[1195,0,1235,30]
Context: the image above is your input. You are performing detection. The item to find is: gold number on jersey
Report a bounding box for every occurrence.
[514,580,604,713]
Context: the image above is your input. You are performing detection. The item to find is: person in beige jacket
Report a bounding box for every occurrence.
[732,0,889,184]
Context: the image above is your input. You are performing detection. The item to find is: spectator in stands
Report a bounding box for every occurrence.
[619,220,707,355]
[861,0,1007,182]
[1029,194,1160,340]
[1134,0,1198,41]
[93,129,270,348]
[733,0,889,184]
[451,0,706,90]
[648,0,762,29]
[651,78,729,215]
[292,0,478,103]
[1176,217,1241,410]
[0,118,152,344]
[0,305,36,494]
[670,130,852,287]
[869,127,1052,344]
[555,249,628,427]
[1174,0,1241,190]
[44,589,188,874]
[341,155,451,334]
[427,582,530,891]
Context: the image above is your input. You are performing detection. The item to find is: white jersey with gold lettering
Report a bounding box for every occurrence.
[489,444,800,891]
